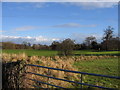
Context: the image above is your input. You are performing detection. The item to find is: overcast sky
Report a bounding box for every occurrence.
[1,2,118,45]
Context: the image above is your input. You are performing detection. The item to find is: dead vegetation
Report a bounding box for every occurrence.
[2,53,118,88]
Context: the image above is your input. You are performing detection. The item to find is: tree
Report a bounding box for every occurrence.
[102,26,114,50]
[57,38,75,56]
[102,26,114,41]
[22,41,28,49]
[74,44,81,50]
[22,41,31,49]
[85,36,96,49]
[91,41,100,50]
[32,44,40,50]
[81,43,87,50]
[101,37,120,50]
[50,41,60,50]
[2,42,15,49]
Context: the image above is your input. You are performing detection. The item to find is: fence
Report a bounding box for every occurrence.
[25,64,120,89]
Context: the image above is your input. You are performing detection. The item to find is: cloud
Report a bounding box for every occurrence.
[2,1,118,10]
[11,23,97,32]
[14,26,38,31]
[34,3,47,8]
[1,33,103,45]
[2,0,45,1]
[70,33,102,43]
[62,2,118,9]
[52,23,97,28]
[2,0,119,2]
[22,2,48,9]
[1,35,60,45]
[0,30,6,33]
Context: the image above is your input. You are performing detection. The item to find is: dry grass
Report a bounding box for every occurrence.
[2,53,118,88]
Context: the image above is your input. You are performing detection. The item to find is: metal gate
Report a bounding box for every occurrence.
[25,64,120,89]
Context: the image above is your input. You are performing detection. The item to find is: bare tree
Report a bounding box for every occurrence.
[102,26,114,50]
[85,36,96,49]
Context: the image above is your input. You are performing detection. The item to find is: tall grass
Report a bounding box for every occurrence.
[2,53,119,88]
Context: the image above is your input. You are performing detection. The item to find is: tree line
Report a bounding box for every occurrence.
[1,26,119,55]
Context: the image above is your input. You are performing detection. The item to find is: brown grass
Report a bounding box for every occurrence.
[2,53,118,88]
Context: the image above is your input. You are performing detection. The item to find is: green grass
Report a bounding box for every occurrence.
[73,58,119,88]
[2,49,120,56]
[74,58,118,76]
[2,49,58,56]
[74,50,119,55]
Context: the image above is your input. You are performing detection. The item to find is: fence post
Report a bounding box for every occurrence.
[80,74,83,89]
[47,68,50,88]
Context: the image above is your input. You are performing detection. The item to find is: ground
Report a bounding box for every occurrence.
[2,49,119,89]
[2,49,119,56]
[73,58,119,88]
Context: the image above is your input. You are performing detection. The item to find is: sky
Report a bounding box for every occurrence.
[1,2,118,45]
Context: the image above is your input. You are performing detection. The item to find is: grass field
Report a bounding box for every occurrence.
[74,58,118,76]
[2,50,119,88]
[2,49,120,56]
[74,50,119,55]
[73,58,119,88]
[2,49,57,56]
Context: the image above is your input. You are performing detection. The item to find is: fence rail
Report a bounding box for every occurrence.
[25,64,120,89]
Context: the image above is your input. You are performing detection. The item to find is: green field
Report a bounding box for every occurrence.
[2,49,120,56]
[74,50,119,55]
[73,58,119,88]
[2,49,119,88]
[2,49,57,56]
